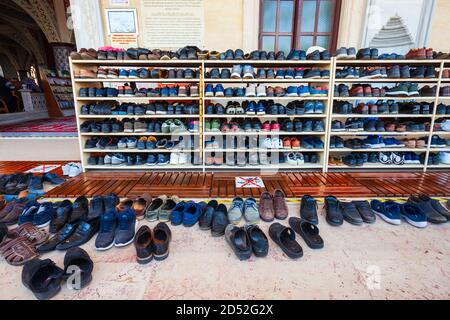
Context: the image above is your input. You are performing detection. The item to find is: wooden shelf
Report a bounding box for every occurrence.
[334,97,436,101]
[204,163,324,169]
[204,148,324,152]
[329,163,425,169]
[80,132,199,136]
[84,165,203,170]
[204,96,329,101]
[79,114,199,119]
[335,60,443,65]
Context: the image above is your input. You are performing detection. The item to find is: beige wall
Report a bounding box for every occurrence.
[428,0,450,52]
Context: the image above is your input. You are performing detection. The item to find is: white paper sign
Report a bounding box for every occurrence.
[26,165,61,173]
[140,0,204,49]
[235,177,265,189]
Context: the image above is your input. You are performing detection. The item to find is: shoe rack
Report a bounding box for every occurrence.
[202,59,333,171]
[70,58,204,171]
[70,57,450,173]
[325,58,450,172]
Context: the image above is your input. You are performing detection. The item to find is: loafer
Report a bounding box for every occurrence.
[199,200,218,230]
[324,195,343,226]
[134,225,153,264]
[225,224,252,261]
[49,200,72,234]
[300,195,318,225]
[87,195,105,220]
[37,223,77,253]
[211,204,228,237]
[182,202,203,227]
[245,225,269,257]
[145,195,168,221]
[56,219,100,250]
[152,222,172,261]
[353,200,376,224]
[259,192,274,222]
[43,173,65,185]
[70,196,89,223]
[340,202,364,225]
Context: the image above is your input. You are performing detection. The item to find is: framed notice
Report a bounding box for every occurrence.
[140,0,204,49]
[105,9,138,34]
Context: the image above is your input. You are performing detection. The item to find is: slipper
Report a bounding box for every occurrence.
[268,223,303,259]
[63,247,93,290]
[132,193,152,220]
[22,258,64,300]
[289,217,324,249]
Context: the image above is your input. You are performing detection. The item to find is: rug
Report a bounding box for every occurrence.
[0,116,78,137]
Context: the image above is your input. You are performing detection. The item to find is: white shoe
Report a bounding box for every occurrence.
[285,153,298,165]
[245,84,256,97]
[68,164,82,177]
[262,138,272,149]
[170,153,180,165]
[178,152,188,165]
[271,137,282,149]
[62,163,71,176]
[439,151,450,164]
[256,84,267,97]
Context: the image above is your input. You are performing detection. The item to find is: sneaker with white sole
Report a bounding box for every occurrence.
[256,84,267,97]
[170,153,180,165]
[178,152,188,165]
[245,84,256,97]
[68,164,82,177]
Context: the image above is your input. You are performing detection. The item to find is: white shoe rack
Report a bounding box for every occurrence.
[70,57,450,172]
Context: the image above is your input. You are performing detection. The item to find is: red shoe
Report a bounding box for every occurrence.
[350,85,364,97]
[262,121,271,131]
[271,121,280,132]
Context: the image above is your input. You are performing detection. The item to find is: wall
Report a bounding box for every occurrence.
[428,0,450,52]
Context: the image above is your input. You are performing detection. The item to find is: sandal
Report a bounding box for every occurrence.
[289,217,324,249]
[0,237,38,266]
[8,222,48,245]
[268,223,303,259]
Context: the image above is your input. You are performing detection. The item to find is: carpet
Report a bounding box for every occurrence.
[0,116,78,137]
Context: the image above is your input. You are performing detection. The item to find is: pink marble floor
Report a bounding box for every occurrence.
[1,202,449,300]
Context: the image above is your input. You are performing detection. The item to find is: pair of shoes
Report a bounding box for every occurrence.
[170,201,204,227]
[268,218,324,259]
[370,199,430,228]
[22,247,93,300]
[225,224,268,260]
[324,198,376,226]
[145,195,179,222]
[134,223,172,264]
[228,197,260,224]
[259,190,288,222]
[19,200,69,232]
[197,201,229,236]
[0,197,30,225]
[95,206,137,250]
[62,163,82,177]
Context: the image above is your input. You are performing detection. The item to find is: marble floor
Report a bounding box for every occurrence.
[0,202,449,300]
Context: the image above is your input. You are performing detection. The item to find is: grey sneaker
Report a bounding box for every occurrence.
[158,196,179,222]
[231,65,242,79]
[244,198,260,224]
[259,152,269,165]
[243,65,255,79]
[237,152,247,166]
[228,197,244,224]
[111,154,125,165]
[226,152,235,166]
[248,152,258,165]
[145,195,167,221]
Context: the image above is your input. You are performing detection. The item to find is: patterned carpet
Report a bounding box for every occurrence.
[0,116,77,137]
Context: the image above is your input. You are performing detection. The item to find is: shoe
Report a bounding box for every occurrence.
[37,223,77,254]
[62,247,93,289]
[268,223,303,259]
[340,202,363,225]
[56,219,100,250]
[408,196,447,224]
[95,208,117,251]
[132,193,152,220]
[259,192,274,222]
[273,189,288,220]
[87,195,105,220]
[145,195,167,221]
[324,195,343,226]
[300,195,318,225]
[158,196,179,222]
[289,217,324,249]
[43,173,65,185]
[245,225,269,257]
[370,200,401,225]
[228,197,244,224]
[21,258,64,300]
[49,200,72,234]
[134,225,153,264]
[114,208,137,247]
[199,200,218,230]
[353,200,376,224]
[401,203,427,228]
[152,222,172,261]
[212,204,228,237]
[182,202,203,227]
[225,224,252,260]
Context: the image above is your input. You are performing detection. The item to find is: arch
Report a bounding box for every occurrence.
[12,0,61,43]
[0,48,21,72]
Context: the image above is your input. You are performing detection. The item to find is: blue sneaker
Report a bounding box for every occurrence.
[43,173,65,185]
[115,207,136,247]
[224,87,234,97]
[304,101,315,113]
[235,87,245,97]
[364,136,385,148]
[157,154,169,165]
[168,87,178,97]
[28,176,44,193]
[146,154,157,166]
[294,69,304,79]
[128,69,139,78]
[312,138,324,149]
[19,201,40,225]
[401,203,427,228]
[118,69,129,78]
[95,208,117,250]
[33,202,55,228]
[214,84,225,96]
[284,69,295,79]
[314,101,324,113]
[310,87,328,96]
[205,84,214,97]
[298,86,310,96]
[286,86,298,97]
[246,101,256,115]
[256,102,266,115]
[304,69,321,79]
[183,202,203,227]
[301,137,314,149]
[370,200,401,225]
[275,70,285,79]
[160,87,169,97]
[170,201,187,225]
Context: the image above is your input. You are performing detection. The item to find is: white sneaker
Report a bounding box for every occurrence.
[262,138,272,149]
[178,152,188,165]
[170,153,179,165]
[295,152,305,164]
[439,151,450,164]
[68,164,82,177]
[271,137,282,149]
[245,84,256,97]
[62,163,72,176]
[285,153,298,165]
[256,84,267,97]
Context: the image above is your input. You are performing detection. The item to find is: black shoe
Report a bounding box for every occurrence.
[87,195,105,220]
[199,200,218,230]
[56,219,100,250]
[16,173,33,192]
[50,200,73,234]
[225,224,252,260]
[114,208,136,247]
[353,200,376,223]
[340,202,363,225]
[409,196,447,224]
[289,217,324,249]
[245,225,268,257]
[418,195,450,222]
[300,195,318,225]
[211,204,228,237]
[37,223,78,253]
[152,222,172,261]
[134,225,153,264]
[22,258,64,300]
[0,222,7,243]
[70,196,89,223]
[268,222,303,259]
[324,195,343,226]
[104,193,120,211]
[63,247,93,289]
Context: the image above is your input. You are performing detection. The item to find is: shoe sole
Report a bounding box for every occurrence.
[373,209,401,225]
[35,220,51,228]
[154,251,169,261]
[137,255,153,264]
[95,241,115,251]
[402,215,427,228]
[114,223,139,247]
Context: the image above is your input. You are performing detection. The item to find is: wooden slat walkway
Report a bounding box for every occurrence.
[1,162,448,199]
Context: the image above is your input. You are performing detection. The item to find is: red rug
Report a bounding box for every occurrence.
[0,116,77,137]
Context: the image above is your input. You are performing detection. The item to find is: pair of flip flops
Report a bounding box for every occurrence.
[269,217,324,259]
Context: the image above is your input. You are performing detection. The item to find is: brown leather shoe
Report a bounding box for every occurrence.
[0,200,15,220]
[0,237,38,266]
[259,192,274,222]
[133,193,152,220]
[273,190,288,220]
[1,199,28,225]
